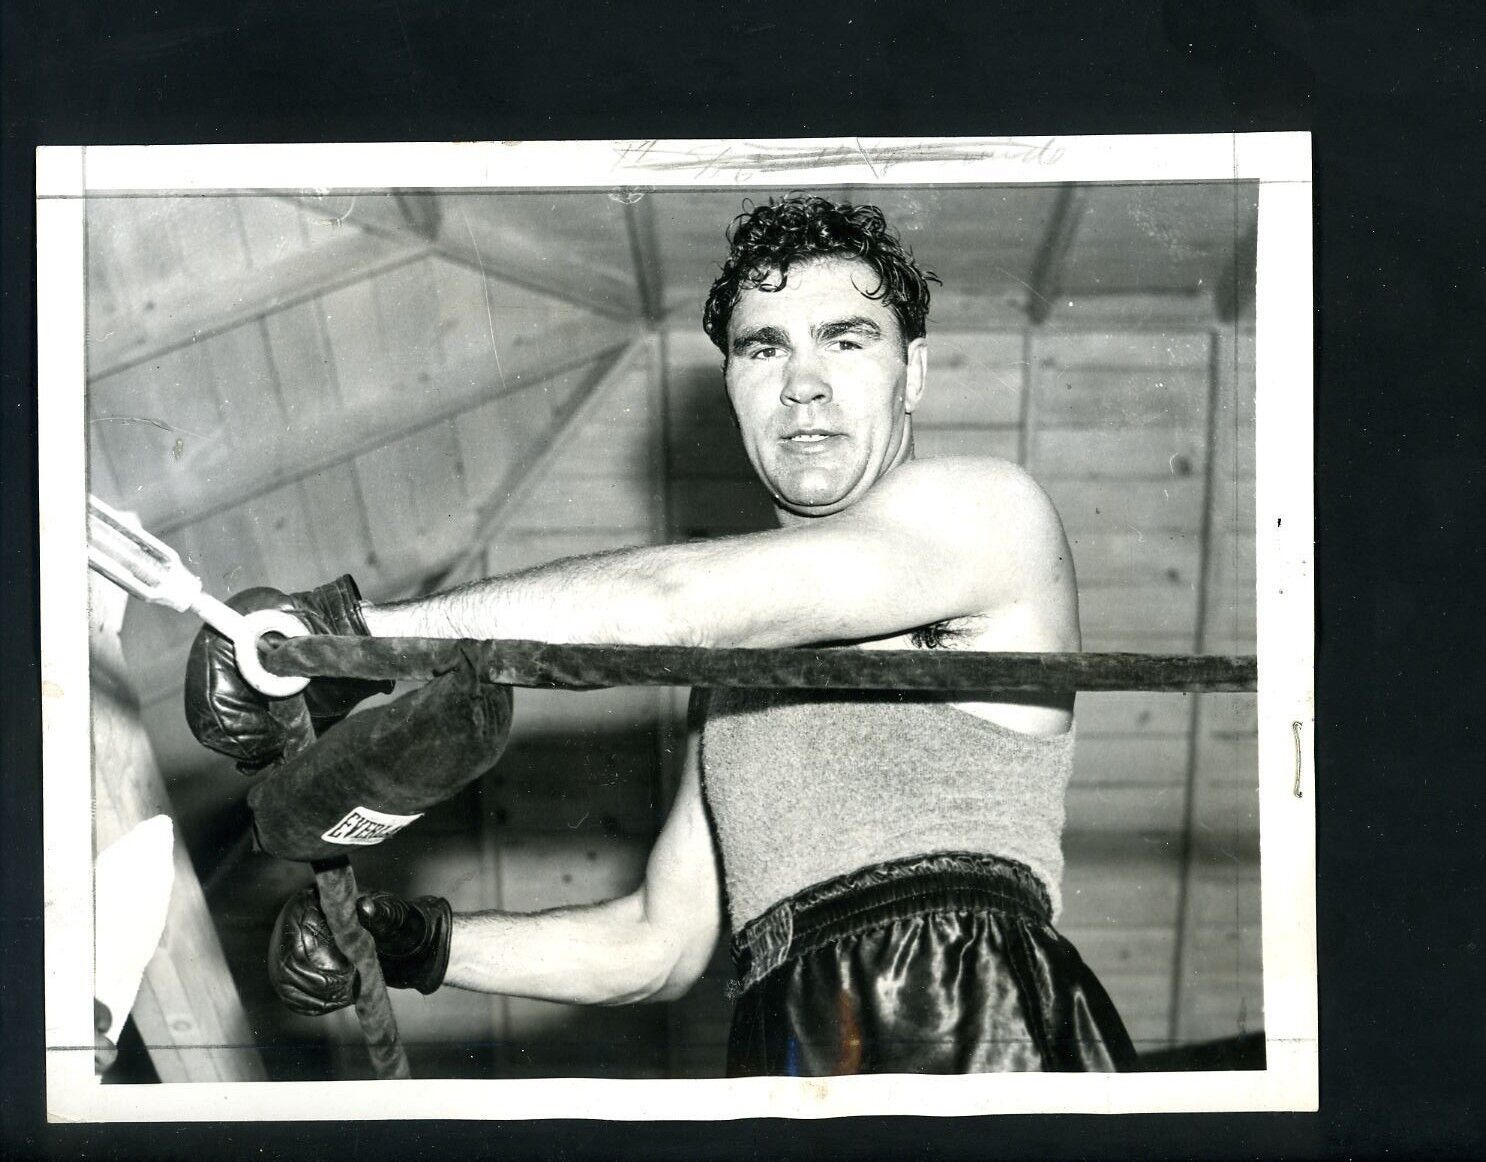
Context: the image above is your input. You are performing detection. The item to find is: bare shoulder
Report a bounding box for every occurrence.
[861,455,1066,546]
[857,455,1075,639]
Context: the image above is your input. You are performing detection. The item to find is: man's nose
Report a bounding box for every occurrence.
[780,353,832,406]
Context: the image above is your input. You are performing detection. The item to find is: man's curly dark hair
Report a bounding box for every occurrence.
[702,195,940,357]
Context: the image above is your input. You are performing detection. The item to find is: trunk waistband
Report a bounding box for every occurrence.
[729,852,1053,996]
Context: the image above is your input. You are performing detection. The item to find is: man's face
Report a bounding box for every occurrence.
[723,257,927,520]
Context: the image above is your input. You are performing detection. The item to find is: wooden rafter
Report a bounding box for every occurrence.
[393,191,443,240]
[405,335,651,595]
[1026,186,1089,326]
[138,315,633,535]
[284,194,640,322]
[624,195,665,324]
[89,230,433,382]
[1214,217,1258,323]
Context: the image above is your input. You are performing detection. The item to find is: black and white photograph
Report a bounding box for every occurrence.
[37,135,1315,1119]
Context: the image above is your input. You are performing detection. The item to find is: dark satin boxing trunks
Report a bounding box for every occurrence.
[726,852,1138,1076]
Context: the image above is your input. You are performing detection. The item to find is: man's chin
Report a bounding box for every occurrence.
[759,460,871,517]
[775,497,848,519]
[769,481,858,518]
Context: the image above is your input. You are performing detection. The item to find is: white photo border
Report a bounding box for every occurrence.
[38,132,1315,1121]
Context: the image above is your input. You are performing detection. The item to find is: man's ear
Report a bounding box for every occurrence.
[904,338,928,414]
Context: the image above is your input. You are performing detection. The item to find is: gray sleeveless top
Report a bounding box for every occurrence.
[701,687,1074,932]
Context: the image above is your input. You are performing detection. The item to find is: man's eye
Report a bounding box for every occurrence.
[750,346,782,359]
[829,339,861,352]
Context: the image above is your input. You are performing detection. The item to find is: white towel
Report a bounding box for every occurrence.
[94,814,174,1043]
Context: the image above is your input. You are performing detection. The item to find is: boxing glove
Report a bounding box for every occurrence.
[268,886,453,1016]
[184,575,393,772]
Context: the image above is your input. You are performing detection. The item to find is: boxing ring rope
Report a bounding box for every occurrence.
[261,635,1258,693]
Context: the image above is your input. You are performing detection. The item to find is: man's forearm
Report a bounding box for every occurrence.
[356,458,1060,650]
[362,545,703,645]
[442,893,687,1005]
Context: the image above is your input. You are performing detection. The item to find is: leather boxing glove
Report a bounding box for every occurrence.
[184,575,393,772]
[268,886,453,1017]
[355,891,453,994]
[267,886,357,1016]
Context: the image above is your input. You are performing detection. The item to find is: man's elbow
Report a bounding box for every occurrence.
[646,945,713,1003]
[645,979,695,1005]
[587,901,714,1005]
[592,942,706,1006]
[635,926,717,1004]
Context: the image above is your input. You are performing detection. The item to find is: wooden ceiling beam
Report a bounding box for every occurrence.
[393,191,443,240]
[137,316,635,536]
[285,194,640,322]
[1214,217,1258,323]
[399,335,652,596]
[1026,186,1089,326]
[623,195,665,325]
[89,230,433,382]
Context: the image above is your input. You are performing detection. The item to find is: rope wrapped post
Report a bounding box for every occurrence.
[311,857,412,1081]
[266,696,412,1081]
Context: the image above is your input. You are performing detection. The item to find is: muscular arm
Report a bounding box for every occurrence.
[441,694,721,1004]
[364,457,1073,650]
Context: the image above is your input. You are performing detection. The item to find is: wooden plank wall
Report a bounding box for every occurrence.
[87,191,1258,1079]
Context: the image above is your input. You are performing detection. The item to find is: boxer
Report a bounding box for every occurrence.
[197,195,1137,1074]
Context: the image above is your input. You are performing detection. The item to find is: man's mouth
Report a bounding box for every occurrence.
[781,429,838,444]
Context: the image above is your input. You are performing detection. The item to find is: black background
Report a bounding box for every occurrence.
[3,1,1483,1157]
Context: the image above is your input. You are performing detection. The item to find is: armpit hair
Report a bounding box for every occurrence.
[910,619,970,650]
